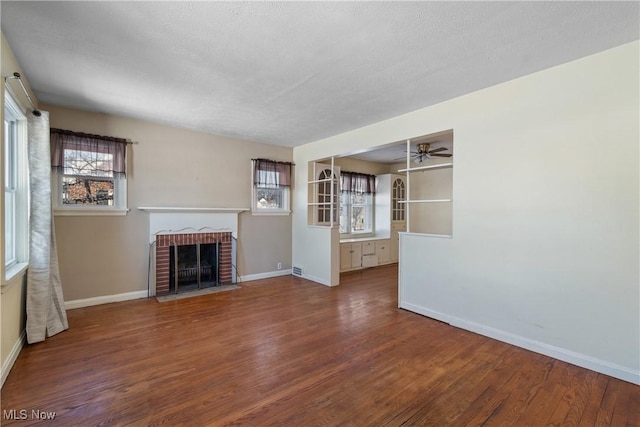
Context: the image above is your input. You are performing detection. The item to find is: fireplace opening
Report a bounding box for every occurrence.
[169,242,220,294]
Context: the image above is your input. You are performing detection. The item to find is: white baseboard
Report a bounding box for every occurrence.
[400,301,640,385]
[65,290,148,310]
[1,330,26,388]
[300,273,333,287]
[240,269,292,282]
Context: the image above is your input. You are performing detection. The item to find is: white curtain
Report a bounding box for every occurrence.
[26,110,68,344]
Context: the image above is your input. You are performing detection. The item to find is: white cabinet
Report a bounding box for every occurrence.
[361,241,377,267]
[376,240,390,263]
[390,223,406,262]
[340,239,392,271]
[376,174,406,263]
[376,174,403,235]
[362,241,375,255]
[340,242,362,270]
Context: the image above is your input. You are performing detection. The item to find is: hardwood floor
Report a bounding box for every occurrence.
[1,264,638,426]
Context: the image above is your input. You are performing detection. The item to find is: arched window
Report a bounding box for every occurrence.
[316,168,338,225]
[392,178,405,221]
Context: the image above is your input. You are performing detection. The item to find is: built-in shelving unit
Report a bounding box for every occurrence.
[397,162,453,173]
[399,199,452,204]
[307,159,340,227]
[401,138,453,235]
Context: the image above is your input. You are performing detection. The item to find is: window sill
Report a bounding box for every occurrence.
[3,262,28,289]
[251,210,291,216]
[54,208,129,217]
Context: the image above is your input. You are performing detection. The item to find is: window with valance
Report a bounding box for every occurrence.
[50,128,129,214]
[339,171,376,235]
[252,158,293,214]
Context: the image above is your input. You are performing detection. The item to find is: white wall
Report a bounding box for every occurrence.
[292,41,639,383]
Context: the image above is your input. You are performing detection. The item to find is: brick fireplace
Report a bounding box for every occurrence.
[155,231,233,295]
[139,207,247,296]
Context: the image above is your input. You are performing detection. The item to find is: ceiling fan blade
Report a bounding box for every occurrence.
[431,153,452,157]
[428,147,448,154]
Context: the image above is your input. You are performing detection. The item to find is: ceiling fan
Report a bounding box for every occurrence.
[396,143,452,163]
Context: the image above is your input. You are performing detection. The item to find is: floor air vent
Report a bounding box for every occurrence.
[292,266,303,277]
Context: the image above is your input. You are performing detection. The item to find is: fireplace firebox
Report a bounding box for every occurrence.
[154,231,234,296]
[169,242,220,293]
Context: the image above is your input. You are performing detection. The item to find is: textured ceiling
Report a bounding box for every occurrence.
[2,1,638,147]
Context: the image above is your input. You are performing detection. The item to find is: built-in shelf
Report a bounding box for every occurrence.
[138,207,249,213]
[397,162,453,173]
[307,178,337,184]
[398,199,452,204]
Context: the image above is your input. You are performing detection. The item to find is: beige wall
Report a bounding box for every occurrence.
[43,104,293,301]
[333,157,390,176]
[1,275,26,366]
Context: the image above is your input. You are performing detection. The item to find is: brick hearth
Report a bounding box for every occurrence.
[155,232,233,295]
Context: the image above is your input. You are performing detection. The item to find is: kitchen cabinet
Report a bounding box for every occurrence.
[340,242,362,270]
[390,223,406,262]
[340,238,392,272]
[376,240,390,264]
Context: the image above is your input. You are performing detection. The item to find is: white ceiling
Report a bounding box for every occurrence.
[2,2,638,149]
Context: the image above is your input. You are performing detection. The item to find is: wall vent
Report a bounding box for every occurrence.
[292,266,303,277]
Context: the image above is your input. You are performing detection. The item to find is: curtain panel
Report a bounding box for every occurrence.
[50,128,127,175]
[26,112,69,343]
[253,158,293,187]
[340,171,376,194]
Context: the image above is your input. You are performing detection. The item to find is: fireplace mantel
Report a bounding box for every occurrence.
[138,207,249,213]
[140,207,248,242]
[140,207,246,296]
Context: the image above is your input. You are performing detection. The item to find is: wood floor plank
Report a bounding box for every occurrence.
[1,264,638,426]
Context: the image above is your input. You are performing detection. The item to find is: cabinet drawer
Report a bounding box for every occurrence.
[392,222,407,232]
[362,241,375,255]
[362,254,378,268]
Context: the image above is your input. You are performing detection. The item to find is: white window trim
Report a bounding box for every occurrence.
[52,153,128,216]
[4,90,29,281]
[339,191,375,237]
[250,160,291,216]
[313,166,340,226]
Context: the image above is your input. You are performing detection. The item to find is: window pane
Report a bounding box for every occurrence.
[339,193,348,233]
[4,117,17,266]
[64,149,114,177]
[351,206,366,231]
[4,191,15,265]
[351,192,366,204]
[256,186,283,209]
[63,177,114,205]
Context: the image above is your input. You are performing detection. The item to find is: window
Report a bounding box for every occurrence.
[4,91,28,273]
[51,128,128,215]
[252,159,292,214]
[339,171,375,235]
